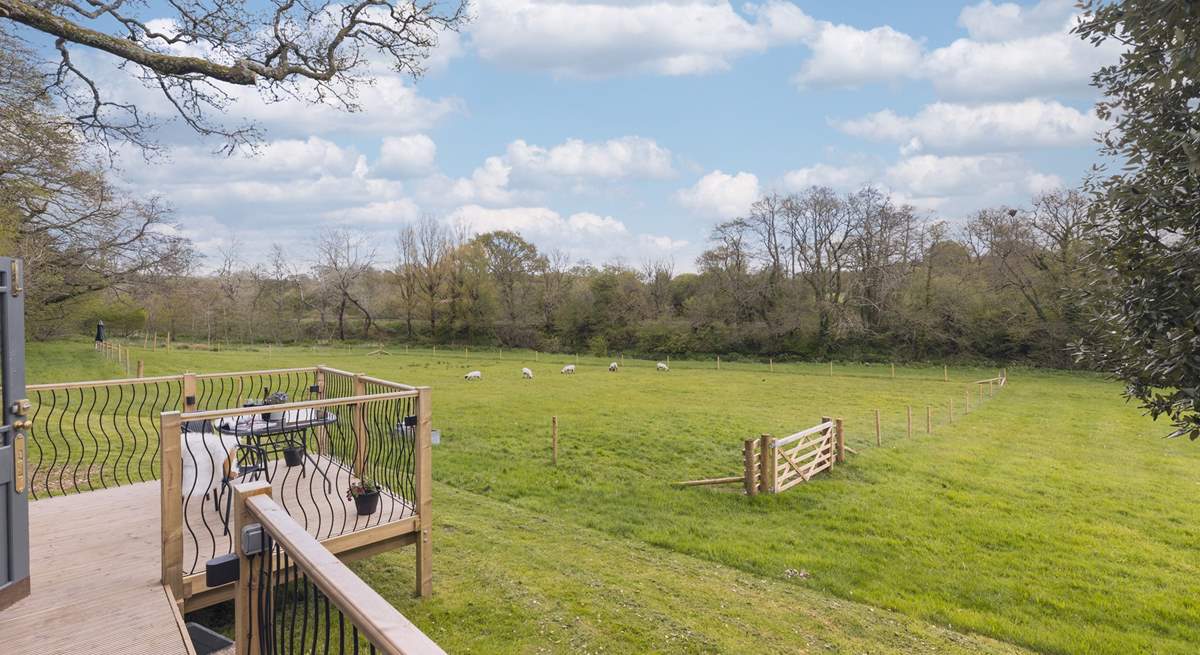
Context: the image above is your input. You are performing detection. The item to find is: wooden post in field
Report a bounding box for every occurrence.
[499,348,503,359]
[926,405,932,434]
[978,383,983,403]
[575,353,579,365]
[906,406,912,438]
[834,417,845,463]
[159,411,183,601]
[829,361,833,377]
[414,386,433,598]
[717,355,720,370]
[943,364,948,382]
[136,360,144,378]
[891,362,895,379]
[464,347,468,359]
[743,438,757,496]
[232,480,271,655]
[166,332,172,352]
[874,409,881,446]
[949,398,955,424]
[965,387,970,412]
[769,358,773,373]
[758,434,776,494]
[667,354,670,366]
[153,332,158,351]
[551,416,559,466]
[143,332,148,349]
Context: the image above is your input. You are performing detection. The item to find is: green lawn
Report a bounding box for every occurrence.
[29,340,1200,654]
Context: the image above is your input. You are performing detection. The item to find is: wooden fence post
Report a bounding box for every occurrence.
[233,480,272,655]
[159,411,183,602]
[943,364,948,382]
[137,359,144,378]
[551,416,558,466]
[716,355,720,370]
[891,362,895,379]
[926,405,932,434]
[949,398,954,424]
[153,332,158,351]
[906,406,912,438]
[829,361,833,377]
[874,409,881,446]
[769,358,773,373]
[743,438,757,496]
[166,331,171,352]
[414,386,433,598]
[758,434,776,494]
[352,373,368,477]
[834,417,845,464]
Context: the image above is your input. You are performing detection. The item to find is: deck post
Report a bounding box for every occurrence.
[233,481,272,655]
[742,438,757,496]
[758,434,775,494]
[352,373,367,478]
[160,411,184,603]
[182,372,197,412]
[414,386,433,598]
[314,366,328,456]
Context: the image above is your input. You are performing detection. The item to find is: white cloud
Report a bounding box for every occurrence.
[505,136,674,179]
[378,134,438,176]
[885,154,1055,203]
[792,23,923,88]
[781,163,874,191]
[836,99,1103,153]
[676,170,760,219]
[470,0,812,77]
[957,0,1075,42]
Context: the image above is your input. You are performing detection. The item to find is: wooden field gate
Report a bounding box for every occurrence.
[677,417,843,495]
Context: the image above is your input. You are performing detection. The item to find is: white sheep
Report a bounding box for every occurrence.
[656,361,670,372]
[608,362,619,372]
[561,364,576,374]
[522,367,534,379]
[465,370,482,381]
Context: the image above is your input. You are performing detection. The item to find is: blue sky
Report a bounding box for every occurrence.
[100,0,1119,270]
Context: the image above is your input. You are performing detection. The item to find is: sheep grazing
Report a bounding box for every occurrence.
[561,364,576,375]
[465,370,482,381]
[522,367,534,379]
[608,362,619,372]
[656,361,670,372]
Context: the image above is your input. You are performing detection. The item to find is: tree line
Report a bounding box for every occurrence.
[74,186,1089,367]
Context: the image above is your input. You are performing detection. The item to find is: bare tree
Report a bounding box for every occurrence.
[641,259,674,318]
[413,215,447,335]
[393,226,422,339]
[314,228,375,340]
[784,186,856,341]
[0,0,467,152]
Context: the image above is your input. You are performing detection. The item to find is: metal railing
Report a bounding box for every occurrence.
[233,483,444,655]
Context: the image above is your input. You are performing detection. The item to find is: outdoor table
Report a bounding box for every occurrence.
[212,407,338,458]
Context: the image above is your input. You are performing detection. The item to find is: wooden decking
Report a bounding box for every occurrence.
[0,483,193,655]
[181,453,415,582]
[0,455,416,653]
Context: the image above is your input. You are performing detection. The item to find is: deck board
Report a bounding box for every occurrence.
[0,483,193,655]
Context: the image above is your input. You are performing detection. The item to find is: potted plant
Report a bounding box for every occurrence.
[262,391,288,421]
[347,479,382,515]
[283,444,304,467]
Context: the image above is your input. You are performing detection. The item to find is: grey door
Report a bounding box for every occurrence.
[0,258,28,610]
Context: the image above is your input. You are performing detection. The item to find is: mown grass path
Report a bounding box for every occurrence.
[32,341,1200,654]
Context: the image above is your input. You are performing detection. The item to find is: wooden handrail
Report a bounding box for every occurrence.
[28,373,184,391]
[317,364,359,379]
[193,366,317,379]
[179,389,418,421]
[358,374,417,391]
[247,495,445,655]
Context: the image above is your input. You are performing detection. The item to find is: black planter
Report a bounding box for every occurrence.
[353,491,380,516]
[283,446,304,467]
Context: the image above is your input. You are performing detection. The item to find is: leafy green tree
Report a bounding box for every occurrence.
[1074,1,1200,438]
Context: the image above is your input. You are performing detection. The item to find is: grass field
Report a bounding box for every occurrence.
[28,340,1200,654]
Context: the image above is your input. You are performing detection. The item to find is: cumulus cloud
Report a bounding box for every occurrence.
[957,0,1075,42]
[781,163,874,192]
[836,99,1103,154]
[378,134,438,177]
[505,136,674,179]
[792,24,923,88]
[469,0,799,76]
[885,154,1060,206]
[676,170,760,219]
